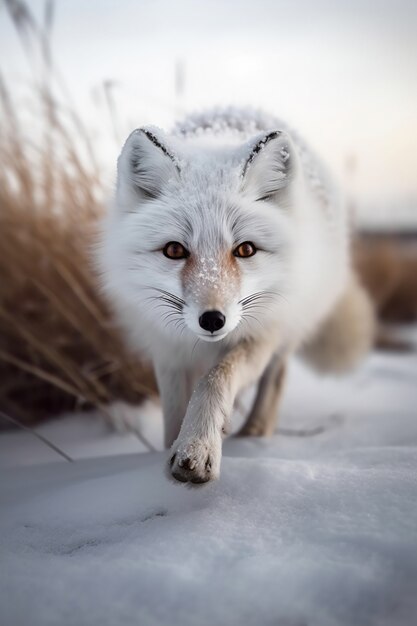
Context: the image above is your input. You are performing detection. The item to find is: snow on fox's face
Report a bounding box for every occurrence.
[105,127,296,344]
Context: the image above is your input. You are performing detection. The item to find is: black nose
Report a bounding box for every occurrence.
[199,310,226,333]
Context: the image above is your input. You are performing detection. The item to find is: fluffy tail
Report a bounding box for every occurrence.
[300,276,376,373]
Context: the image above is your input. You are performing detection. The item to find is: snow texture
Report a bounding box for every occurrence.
[1,342,417,626]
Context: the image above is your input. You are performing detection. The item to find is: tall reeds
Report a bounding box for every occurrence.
[0,0,155,425]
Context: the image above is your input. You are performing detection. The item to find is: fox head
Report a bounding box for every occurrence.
[101,125,302,349]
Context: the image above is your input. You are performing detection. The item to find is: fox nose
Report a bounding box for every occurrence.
[199,310,226,333]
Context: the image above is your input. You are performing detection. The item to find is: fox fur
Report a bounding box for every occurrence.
[99,107,374,485]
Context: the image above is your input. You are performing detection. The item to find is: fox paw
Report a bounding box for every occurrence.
[168,435,221,485]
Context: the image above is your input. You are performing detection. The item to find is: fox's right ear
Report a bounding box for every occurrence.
[116,128,180,209]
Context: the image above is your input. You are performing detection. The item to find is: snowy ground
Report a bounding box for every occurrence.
[1,340,417,626]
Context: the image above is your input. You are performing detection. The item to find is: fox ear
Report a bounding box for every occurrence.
[241,131,296,201]
[116,128,180,209]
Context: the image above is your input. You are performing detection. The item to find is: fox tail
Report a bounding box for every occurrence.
[300,276,376,373]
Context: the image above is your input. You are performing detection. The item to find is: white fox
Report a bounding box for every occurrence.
[99,107,374,484]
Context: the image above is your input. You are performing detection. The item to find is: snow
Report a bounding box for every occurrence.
[1,341,417,626]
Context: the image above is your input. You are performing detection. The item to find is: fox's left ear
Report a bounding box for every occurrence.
[116,127,180,210]
[241,131,297,201]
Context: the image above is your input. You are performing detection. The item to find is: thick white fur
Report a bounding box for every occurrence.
[98,107,358,485]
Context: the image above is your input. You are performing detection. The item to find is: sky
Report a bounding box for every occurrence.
[1,0,417,219]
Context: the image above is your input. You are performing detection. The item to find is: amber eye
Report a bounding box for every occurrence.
[233,241,257,258]
[163,241,189,259]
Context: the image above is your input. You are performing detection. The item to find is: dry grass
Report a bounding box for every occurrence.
[354,236,417,324]
[0,0,156,425]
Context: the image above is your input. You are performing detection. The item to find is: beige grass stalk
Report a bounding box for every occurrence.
[0,0,156,426]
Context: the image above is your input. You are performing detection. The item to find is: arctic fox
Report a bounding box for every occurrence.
[99,107,374,484]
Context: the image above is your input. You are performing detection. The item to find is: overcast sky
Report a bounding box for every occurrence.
[1,0,417,211]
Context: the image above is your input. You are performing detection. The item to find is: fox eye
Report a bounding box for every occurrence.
[163,241,189,259]
[233,242,257,258]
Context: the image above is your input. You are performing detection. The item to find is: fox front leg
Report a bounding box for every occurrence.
[154,365,192,448]
[168,340,273,485]
[237,354,287,437]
